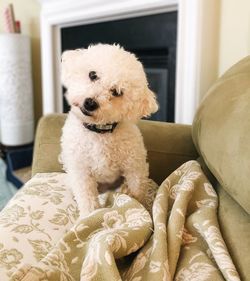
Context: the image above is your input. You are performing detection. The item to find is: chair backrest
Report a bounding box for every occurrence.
[32,114,197,184]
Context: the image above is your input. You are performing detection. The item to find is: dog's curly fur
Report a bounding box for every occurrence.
[60,44,158,216]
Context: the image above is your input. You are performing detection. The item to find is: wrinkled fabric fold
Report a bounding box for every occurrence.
[6,161,240,281]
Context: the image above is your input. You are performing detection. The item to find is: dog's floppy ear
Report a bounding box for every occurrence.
[62,50,77,62]
[61,49,83,88]
[139,88,159,118]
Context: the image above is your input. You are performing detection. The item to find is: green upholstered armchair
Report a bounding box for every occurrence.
[32,56,250,280]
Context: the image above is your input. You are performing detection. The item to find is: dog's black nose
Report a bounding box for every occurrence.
[83,98,99,111]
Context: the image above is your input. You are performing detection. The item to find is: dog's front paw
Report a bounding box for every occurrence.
[78,199,100,218]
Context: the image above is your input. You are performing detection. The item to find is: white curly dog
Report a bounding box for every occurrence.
[60,44,158,217]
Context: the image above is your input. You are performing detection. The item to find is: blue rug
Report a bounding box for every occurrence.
[0,158,17,210]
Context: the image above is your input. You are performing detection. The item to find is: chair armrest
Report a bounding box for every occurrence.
[138,120,198,184]
[32,114,66,176]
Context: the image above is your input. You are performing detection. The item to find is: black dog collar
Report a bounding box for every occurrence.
[83,122,118,134]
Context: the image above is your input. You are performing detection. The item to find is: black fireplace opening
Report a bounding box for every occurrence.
[61,11,177,122]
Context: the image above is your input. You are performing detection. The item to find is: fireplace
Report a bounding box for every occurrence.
[39,0,220,124]
[61,12,177,122]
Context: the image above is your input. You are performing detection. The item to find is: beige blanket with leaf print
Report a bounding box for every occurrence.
[0,161,240,281]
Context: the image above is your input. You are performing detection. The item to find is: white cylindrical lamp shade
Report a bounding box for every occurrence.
[0,34,34,146]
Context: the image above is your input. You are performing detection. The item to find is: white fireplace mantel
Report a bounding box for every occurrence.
[39,0,219,124]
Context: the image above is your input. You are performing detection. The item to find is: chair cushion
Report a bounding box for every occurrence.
[192,56,250,214]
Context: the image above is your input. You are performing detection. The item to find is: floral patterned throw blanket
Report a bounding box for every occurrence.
[0,161,240,281]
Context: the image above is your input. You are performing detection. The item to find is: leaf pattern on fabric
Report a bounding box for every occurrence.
[0,205,26,225]
[201,225,241,281]
[80,240,103,280]
[114,194,132,207]
[28,239,52,262]
[204,183,217,197]
[0,163,241,281]
[125,208,152,229]
[149,260,161,273]
[23,176,66,205]
[124,246,152,281]
[175,262,217,281]
[30,211,44,220]
[102,211,124,229]
[105,231,128,253]
[12,225,33,234]
[50,212,69,226]
[196,199,217,209]
[181,228,198,245]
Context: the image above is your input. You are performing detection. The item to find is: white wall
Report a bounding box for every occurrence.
[219,0,250,75]
[198,0,220,101]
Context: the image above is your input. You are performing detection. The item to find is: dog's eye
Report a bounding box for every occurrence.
[89,71,98,81]
[111,89,123,97]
